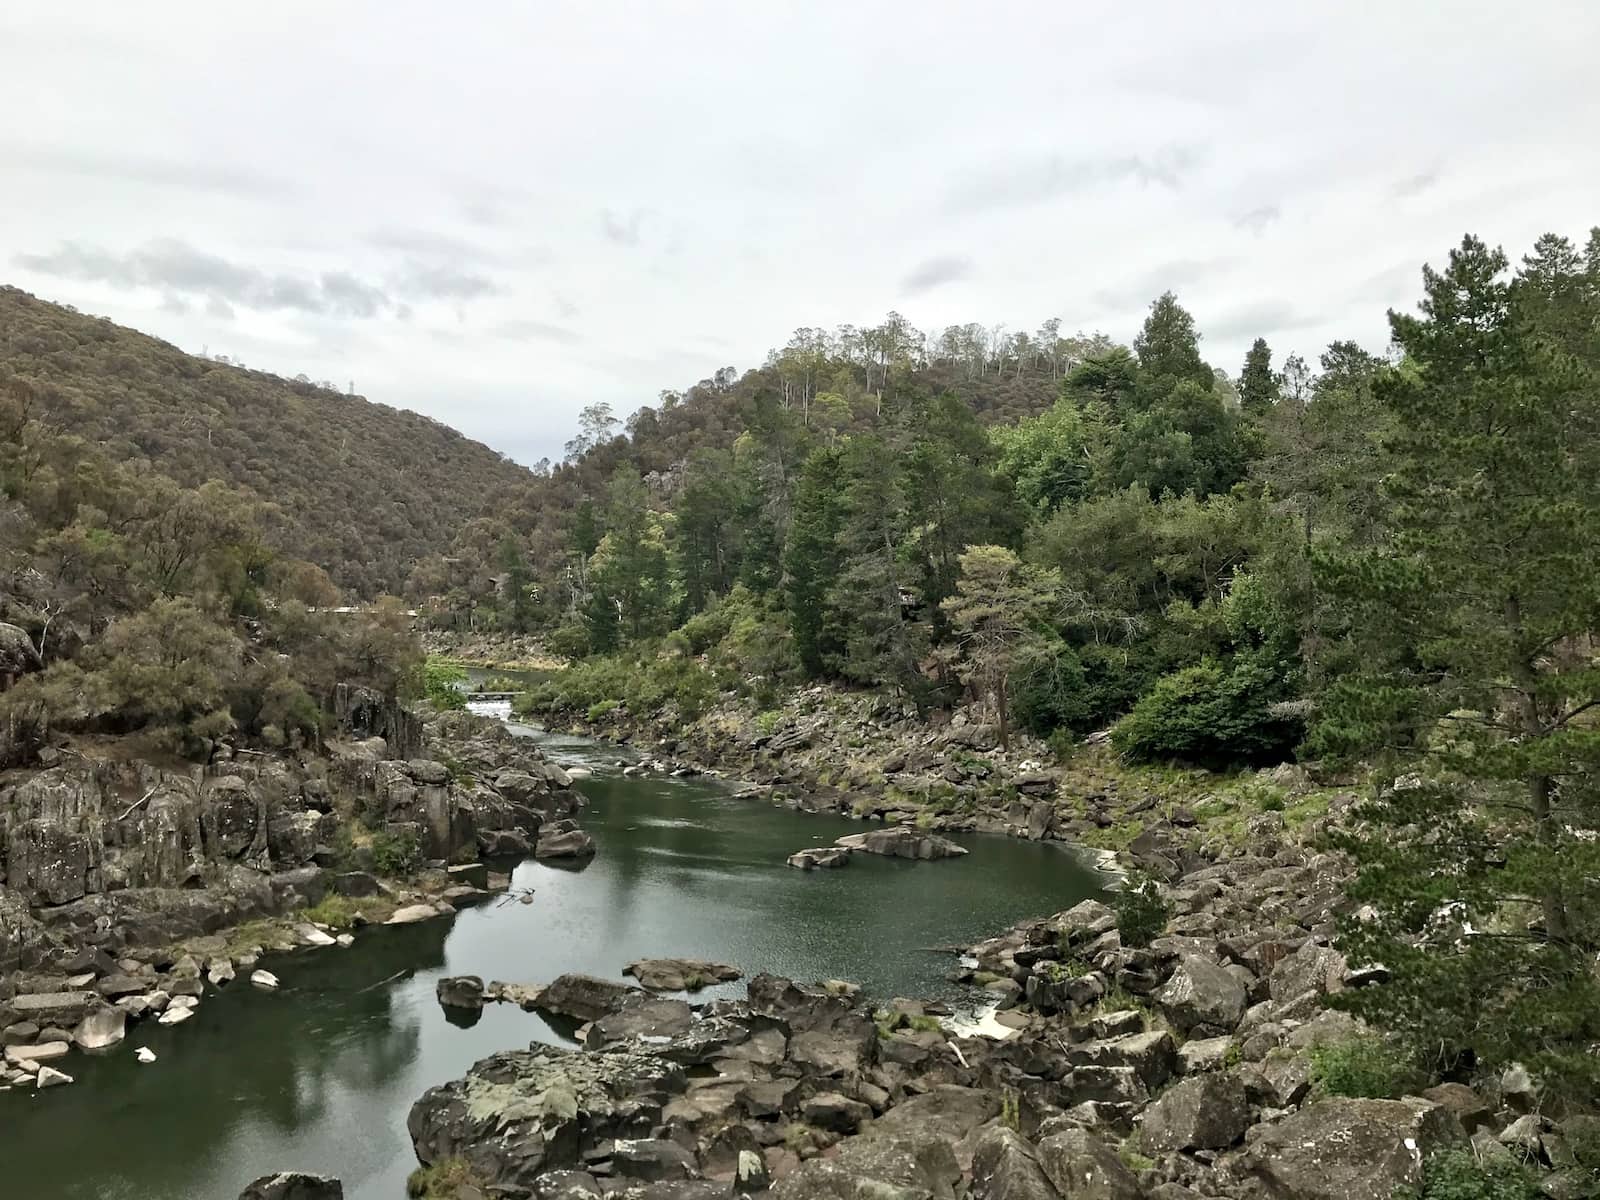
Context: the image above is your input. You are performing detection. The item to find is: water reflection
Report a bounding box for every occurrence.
[6,733,1103,1200]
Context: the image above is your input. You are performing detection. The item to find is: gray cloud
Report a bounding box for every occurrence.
[1232,205,1281,234]
[1391,169,1441,198]
[945,145,1204,215]
[494,319,583,345]
[902,255,975,293]
[367,228,497,261]
[14,239,501,318]
[1092,257,1233,310]
[1205,299,1321,343]
[601,208,647,247]
[8,142,288,198]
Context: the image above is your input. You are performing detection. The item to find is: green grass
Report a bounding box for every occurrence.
[407,1158,483,1199]
[301,894,388,930]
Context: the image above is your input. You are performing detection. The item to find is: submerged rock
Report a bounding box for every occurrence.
[534,825,596,859]
[436,975,487,1010]
[623,958,742,992]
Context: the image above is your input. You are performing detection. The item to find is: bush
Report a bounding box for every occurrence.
[1111,656,1302,769]
[421,657,467,711]
[521,651,725,724]
[1011,640,1092,737]
[1395,1150,1538,1200]
[1112,876,1171,947]
[370,828,422,877]
[1308,1034,1416,1099]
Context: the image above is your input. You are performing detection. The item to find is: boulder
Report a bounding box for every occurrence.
[1155,954,1246,1034]
[534,973,638,1022]
[386,904,443,925]
[436,975,486,1010]
[251,970,281,990]
[1268,939,1347,1004]
[802,1092,873,1134]
[867,1086,1000,1146]
[72,1007,127,1051]
[612,1139,699,1183]
[971,1125,1061,1200]
[5,1041,70,1066]
[624,958,742,992]
[584,995,693,1049]
[1036,1128,1140,1200]
[1176,1035,1235,1075]
[535,827,596,859]
[771,1130,962,1199]
[1140,1072,1249,1153]
[1067,1030,1177,1091]
[36,1064,74,1088]
[1239,1098,1464,1200]
[787,847,851,870]
[237,1173,345,1200]
[5,990,98,1028]
[834,826,968,860]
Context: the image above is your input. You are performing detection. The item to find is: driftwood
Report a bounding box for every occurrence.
[115,786,159,823]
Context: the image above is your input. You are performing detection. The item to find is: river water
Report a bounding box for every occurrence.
[5,716,1103,1200]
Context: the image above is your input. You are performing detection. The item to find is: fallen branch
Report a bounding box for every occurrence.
[116,786,158,823]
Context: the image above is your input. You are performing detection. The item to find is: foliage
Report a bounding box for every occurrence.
[1112,657,1302,769]
[1306,1034,1415,1098]
[407,1158,485,1200]
[421,657,468,711]
[520,650,724,724]
[1394,1151,1539,1200]
[1112,876,1171,948]
[369,828,422,877]
[1313,232,1600,1097]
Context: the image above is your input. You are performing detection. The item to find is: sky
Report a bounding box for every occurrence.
[6,2,1600,466]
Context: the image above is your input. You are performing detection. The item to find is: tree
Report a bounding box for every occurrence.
[97,598,242,750]
[585,469,674,644]
[1238,337,1278,415]
[1313,233,1600,1093]
[497,535,537,632]
[564,402,620,460]
[940,545,1060,749]
[782,447,845,676]
[1132,292,1211,393]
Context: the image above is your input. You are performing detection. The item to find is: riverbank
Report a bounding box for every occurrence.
[0,694,596,1099]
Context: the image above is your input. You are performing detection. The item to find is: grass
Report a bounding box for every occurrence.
[407,1158,483,1199]
[1308,1034,1416,1099]
[301,894,389,930]
[1118,1135,1156,1173]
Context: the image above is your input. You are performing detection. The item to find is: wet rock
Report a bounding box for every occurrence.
[834,826,967,861]
[1239,1097,1464,1200]
[136,1046,157,1064]
[437,975,487,1010]
[251,970,281,990]
[294,924,337,948]
[5,1040,70,1066]
[535,973,639,1022]
[386,903,443,925]
[786,847,851,869]
[624,958,743,992]
[1155,954,1246,1035]
[36,1064,74,1088]
[1036,1127,1140,1200]
[236,1172,345,1200]
[157,1005,193,1026]
[1140,1072,1249,1153]
[72,1007,126,1050]
[535,826,596,859]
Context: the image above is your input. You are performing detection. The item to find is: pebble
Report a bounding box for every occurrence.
[250,970,280,990]
[157,1006,192,1027]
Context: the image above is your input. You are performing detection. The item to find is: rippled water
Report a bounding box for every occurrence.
[5,722,1103,1199]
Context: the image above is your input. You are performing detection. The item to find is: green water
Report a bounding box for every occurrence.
[3,724,1104,1199]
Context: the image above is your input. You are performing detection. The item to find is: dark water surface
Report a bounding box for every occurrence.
[4,723,1103,1200]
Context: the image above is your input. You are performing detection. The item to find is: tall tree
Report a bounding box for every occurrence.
[1314,233,1600,1092]
[941,545,1060,750]
[1132,291,1211,394]
[782,447,845,677]
[1237,337,1278,415]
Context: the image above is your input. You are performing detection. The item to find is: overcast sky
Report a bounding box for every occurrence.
[6,3,1599,466]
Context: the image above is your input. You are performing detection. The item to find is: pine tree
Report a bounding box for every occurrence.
[1237,337,1278,415]
[782,447,845,677]
[1314,233,1600,1093]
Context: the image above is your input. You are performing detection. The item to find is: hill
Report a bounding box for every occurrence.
[0,286,535,595]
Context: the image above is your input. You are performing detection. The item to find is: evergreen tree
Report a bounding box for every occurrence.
[1314,233,1600,1093]
[782,447,845,677]
[1132,291,1212,395]
[1237,337,1278,415]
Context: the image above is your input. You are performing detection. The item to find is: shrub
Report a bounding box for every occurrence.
[1111,656,1302,769]
[407,1158,484,1199]
[1112,876,1171,948]
[1308,1034,1416,1099]
[421,658,467,711]
[370,828,422,877]
[1394,1150,1538,1200]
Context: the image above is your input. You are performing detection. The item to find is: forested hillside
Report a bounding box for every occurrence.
[0,286,535,595]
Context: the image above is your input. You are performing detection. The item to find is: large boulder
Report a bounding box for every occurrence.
[771,1130,962,1199]
[624,958,742,992]
[535,825,596,859]
[1068,1029,1178,1092]
[237,1173,344,1199]
[0,621,42,681]
[583,994,694,1049]
[436,976,487,1010]
[1036,1128,1140,1200]
[1238,1098,1464,1200]
[1268,939,1347,1004]
[1140,1072,1249,1153]
[835,827,968,861]
[1155,954,1246,1034]
[533,973,638,1022]
[971,1125,1061,1200]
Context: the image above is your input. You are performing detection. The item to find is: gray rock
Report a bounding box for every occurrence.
[1036,1127,1140,1200]
[624,958,742,992]
[787,847,852,869]
[5,991,98,1028]
[1140,1072,1249,1153]
[535,826,596,859]
[790,1028,873,1078]
[436,975,486,1010]
[1240,1097,1464,1200]
[5,1040,70,1065]
[771,1130,962,1199]
[584,995,693,1049]
[72,1007,127,1051]
[36,1064,74,1088]
[1268,939,1347,1004]
[803,1091,873,1133]
[733,1149,770,1196]
[868,1086,1001,1145]
[1155,954,1246,1034]
[971,1125,1061,1200]
[834,826,968,861]
[2,1021,41,1045]
[1068,1030,1178,1091]
[612,1138,700,1182]
[1176,1035,1234,1075]
[237,1172,344,1200]
[533,973,639,1022]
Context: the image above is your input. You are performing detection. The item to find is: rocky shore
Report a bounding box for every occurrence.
[0,691,594,1095]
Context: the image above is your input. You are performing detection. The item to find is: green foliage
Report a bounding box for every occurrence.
[521,650,723,724]
[1112,657,1302,769]
[369,828,422,877]
[300,894,381,930]
[407,1158,485,1200]
[1307,1034,1415,1098]
[422,657,468,711]
[1112,876,1171,948]
[1394,1150,1539,1200]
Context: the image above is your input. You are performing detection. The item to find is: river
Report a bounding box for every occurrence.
[4,716,1104,1200]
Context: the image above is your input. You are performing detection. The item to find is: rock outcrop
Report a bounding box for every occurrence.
[624,958,742,992]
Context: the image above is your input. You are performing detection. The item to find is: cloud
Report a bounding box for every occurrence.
[944,145,1204,214]
[494,319,583,345]
[902,255,975,293]
[367,228,497,261]
[1390,169,1441,198]
[14,238,502,319]
[601,208,647,247]
[7,142,288,198]
[1092,257,1232,309]
[1205,299,1321,343]
[1232,204,1280,234]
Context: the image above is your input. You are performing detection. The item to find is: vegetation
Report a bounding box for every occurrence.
[1111,876,1172,948]
[1306,1034,1416,1099]
[406,1158,485,1200]
[1395,1151,1539,1200]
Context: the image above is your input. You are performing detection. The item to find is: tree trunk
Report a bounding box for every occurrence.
[996,675,1010,751]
